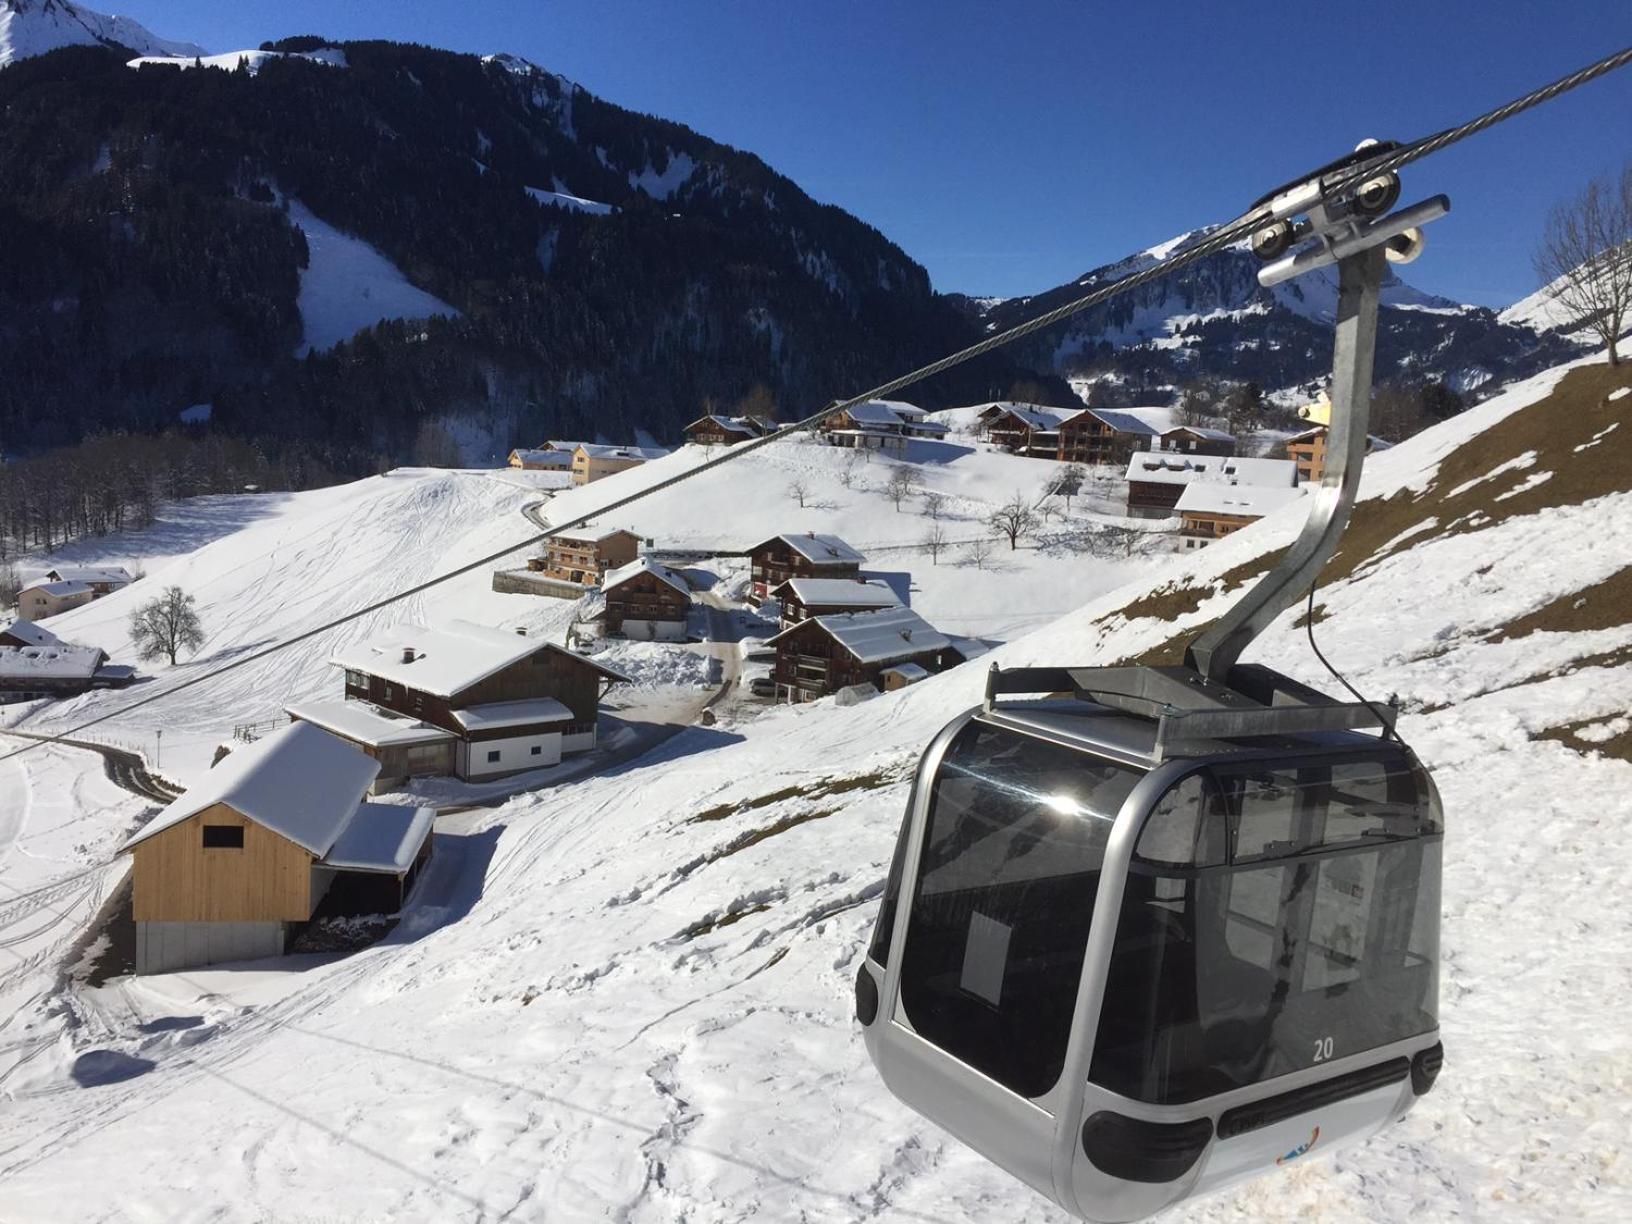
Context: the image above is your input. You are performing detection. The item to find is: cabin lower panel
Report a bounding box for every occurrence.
[135,921,286,975]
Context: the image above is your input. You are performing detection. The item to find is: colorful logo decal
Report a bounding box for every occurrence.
[1277,1126,1320,1166]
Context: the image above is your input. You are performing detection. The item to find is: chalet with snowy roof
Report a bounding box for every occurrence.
[819,400,946,450]
[1056,408,1163,465]
[978,403,1075,457]
[1284,426,1394,484]
[1160,426,1238,458]
[746,533,867,605]
[769,606,954,703]
[44,566,134,595]
[571,443,670,486]
[508,447,575,471]
[538,527,643,587]
[1176,483,1306,548]
[16,579,95,622]
[684,415,769,446]
[1124,454,1298,518]
[121,722,435,974]
[769,577,901,631]
[0,634,132,703]
[598,557,692,641]
[289,620,628,787]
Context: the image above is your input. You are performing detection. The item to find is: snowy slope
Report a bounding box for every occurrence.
[1,356,1629,1221]
[287,200,461,355]
[126,46,347,73]
[0,0,201,68]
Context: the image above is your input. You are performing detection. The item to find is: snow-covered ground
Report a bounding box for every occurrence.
[0,0,202,69]
[0,354,1628,1221]
[287,200,460,356]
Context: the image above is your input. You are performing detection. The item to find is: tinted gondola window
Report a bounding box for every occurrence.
[1091,752,1441,1105]
[899,723,1141,1100]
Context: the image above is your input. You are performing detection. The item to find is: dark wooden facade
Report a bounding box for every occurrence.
[541,530,642,586]
[1056,410,1131,465]
[603,570,690,634]
[770,581,897,629]
[1160,427,1236,458]
[772,618,947,703]
[748,538,862,603]
[684,416,761,446]
[1126,479,1187,516]
[343,646,607,740]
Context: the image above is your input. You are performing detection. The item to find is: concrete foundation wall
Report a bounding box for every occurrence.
[135,921,286,975]
[620,619,686,642]
[491,570,593,600]
[562,729,597,754]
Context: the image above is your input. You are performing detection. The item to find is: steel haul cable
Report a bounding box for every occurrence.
[2,43,1629,769]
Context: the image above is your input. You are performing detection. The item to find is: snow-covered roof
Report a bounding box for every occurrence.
[545,439,592,453]
[881,662,930,682]
[1175,483,1306,518]
[1164,425,1237,442]
[602,557,691,598]
[1079,408,1162,437]
[576,444,670,461]
[285,700,457,749]
[510,448,574,467]
[843,402,911,427]
[123,722,379,856]
[684,414,762,437]
[552,525,641,546]
[753,533,867,566]
[23,580,92,598]
[774,606,951,665]
[447,698,574,732]
[45,566,133,585]
[321,803,435,874]
[0,643,105,681]
[771,578,901,610]
[1286,426,1397,450]
[1124,454,1298,488]
[0,621,61,649]
[331,620,628,698]
[984,402,1075,430]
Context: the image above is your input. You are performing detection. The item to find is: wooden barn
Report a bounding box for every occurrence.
[770,606,953,703]
[746,533,867,605]
[122,722,435,974]
[1160,426,1238,457]
[683,415,767,446]
[769,577,901,630]
[599,557,692,641]
[289,620,628,786]
[1124,453,1298,518]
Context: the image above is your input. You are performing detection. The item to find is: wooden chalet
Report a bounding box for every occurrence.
[0,631,132,703]
[598,557,692,641]
[1284,426,1392,484]
[818,400,945,450]
[1124,453,1298,518]
[684,415,767,446]
[1175,483,1305,549]
[978,403,1075,457]
[1160,426,1238,457]
[538,527,643,587]
[289,620,628,787]
[122,722,436,974]
[769,577,901,631]
[746,532,866,605]
[770,606,953,703]
[44,566,134,596]
[1056,408,1163,466]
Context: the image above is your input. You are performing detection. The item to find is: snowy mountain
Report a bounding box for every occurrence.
[0,350,1628,1218]
[0,0,202,67]
[981,229,1590,401]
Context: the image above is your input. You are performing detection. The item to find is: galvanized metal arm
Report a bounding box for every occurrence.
[1184,245,1385,682]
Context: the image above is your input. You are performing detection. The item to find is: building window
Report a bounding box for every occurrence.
[383,684,395,701]
[345,669,367,689]
[202,825,244,849]
[531,745,543,756]
[487,750,501,763]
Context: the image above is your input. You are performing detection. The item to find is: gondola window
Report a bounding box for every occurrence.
[897,723,1139,1100]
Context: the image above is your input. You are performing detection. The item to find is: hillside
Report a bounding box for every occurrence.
[979,228,1591,404]
[0,29,1040,459]
[0,0,201,67]
[0,351,1626,1219]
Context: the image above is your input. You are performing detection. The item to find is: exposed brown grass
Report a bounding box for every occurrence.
[1536,712,1632,764]
[687,768,899,825]
[1490,564,1632,642]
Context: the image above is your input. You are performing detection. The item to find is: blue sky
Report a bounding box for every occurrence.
[114,1,1631,306]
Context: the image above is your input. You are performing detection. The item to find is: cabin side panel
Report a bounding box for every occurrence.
[130,803,314,923]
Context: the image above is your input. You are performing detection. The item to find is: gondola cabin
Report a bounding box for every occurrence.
[858,666,1443,1221]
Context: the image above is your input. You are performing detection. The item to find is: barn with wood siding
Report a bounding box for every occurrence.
[746,533,866,604]
[122,722,434,974]
[770,606,954,702]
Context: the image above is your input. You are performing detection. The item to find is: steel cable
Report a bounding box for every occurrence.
[2,44,1628,768]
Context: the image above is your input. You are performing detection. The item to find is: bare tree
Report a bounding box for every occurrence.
[988,495,1039,550]
[883,466,921,511]
[411,421,463,467]
[787,478,810,508]
[920,490,946,519]
[0,559,19,610]
[923,524,949,565]
[129,585,204,665]
[965,536,994,570]
[836,460,861,490]
[1535,162,1632,365]
[1048,463,1087,513]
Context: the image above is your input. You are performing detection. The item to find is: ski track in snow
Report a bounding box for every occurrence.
[0,360,1629,1219]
